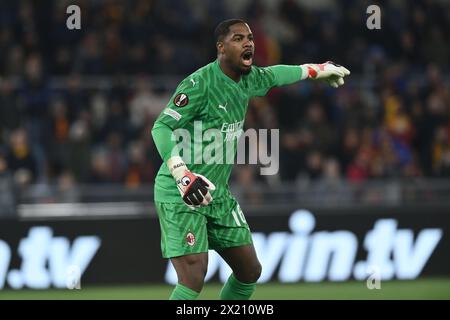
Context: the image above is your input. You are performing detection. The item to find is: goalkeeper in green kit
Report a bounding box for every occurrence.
[151,19,350,300]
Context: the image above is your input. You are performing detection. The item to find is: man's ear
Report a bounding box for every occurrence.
[217,41,224,55]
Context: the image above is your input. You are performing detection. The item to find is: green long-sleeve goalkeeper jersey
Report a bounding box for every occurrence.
[152,59,304,203]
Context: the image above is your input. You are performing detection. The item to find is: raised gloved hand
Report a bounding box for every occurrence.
[167,156,215,209]
[301,61,350,88]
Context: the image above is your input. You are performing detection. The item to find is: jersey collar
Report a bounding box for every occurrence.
[214,59,241,86]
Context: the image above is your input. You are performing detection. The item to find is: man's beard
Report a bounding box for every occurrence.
[241,66,252,75]
[232,63,251,75]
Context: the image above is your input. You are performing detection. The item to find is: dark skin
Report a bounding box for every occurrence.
[171,23,262,293]
[171,245,262,292]
[217,22,255,83]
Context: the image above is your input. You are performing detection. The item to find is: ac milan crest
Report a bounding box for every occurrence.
[186,232,195,246]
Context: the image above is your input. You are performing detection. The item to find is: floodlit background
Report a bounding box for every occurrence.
[0,0,449,299]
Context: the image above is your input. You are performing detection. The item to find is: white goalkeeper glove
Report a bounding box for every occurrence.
[301,61,350,88]
[167,156,215,209]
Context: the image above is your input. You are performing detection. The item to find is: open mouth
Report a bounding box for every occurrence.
[241,50,253,67]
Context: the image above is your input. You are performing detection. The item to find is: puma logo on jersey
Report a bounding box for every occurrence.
[218,102,228,112]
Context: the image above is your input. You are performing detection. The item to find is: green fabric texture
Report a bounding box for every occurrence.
[152,60,305,203]
[155,198,252,258]
[169,283,200,300]
[151,122,178,162]
[267,64,303,86]
[220,273,256,300]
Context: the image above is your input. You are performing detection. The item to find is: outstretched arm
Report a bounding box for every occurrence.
[270,61,351,88]
[251,61,350,96]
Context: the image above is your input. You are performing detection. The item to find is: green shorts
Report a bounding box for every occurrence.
[155,197,253,258]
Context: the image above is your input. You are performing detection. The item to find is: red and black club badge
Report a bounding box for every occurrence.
[186,232,196,246]
[173,93,189,107]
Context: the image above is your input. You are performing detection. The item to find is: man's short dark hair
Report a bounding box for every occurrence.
[214,19,247,42]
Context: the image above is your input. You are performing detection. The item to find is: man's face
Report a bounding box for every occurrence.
[218,23,254,75]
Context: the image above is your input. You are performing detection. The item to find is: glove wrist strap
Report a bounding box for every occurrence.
[299,65,310,80]
[167,156,189,181]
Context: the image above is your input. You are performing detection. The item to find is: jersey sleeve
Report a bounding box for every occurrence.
[154,76,207,130]
[249,65,305,97]
[248,66,278,97]
[151,122,179,162]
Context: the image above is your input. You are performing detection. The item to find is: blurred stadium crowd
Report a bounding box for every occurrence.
[0,0,449,193]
